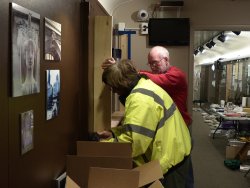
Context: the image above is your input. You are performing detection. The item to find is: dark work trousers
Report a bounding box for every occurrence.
[160,155,193,188]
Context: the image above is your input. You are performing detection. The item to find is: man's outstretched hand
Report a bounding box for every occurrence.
[101,57,116,69]
[88,130,113,141]
[97,130,113,140]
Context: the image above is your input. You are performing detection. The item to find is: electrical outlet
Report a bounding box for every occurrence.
[140,23,148,35]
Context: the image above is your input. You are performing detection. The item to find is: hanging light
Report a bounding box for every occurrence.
[199,46,205,53]
[217,33,226,42]
[232,31,241,35]
[194,49,199,55]
[206,40,216,49]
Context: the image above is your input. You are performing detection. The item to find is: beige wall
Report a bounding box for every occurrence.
[98,0,250,124]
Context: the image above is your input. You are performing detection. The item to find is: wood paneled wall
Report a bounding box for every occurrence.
[0,0,102,187]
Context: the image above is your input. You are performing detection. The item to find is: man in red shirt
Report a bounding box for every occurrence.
[140,46,192,126]
[102,46,192,126]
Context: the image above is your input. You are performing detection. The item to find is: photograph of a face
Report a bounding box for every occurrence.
[44,17,61,61]
[11,3,40,97]
[46,70,60,120]
[20,110,34,155]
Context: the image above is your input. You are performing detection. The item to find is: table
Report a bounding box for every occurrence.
[193,99,207,107]
[212,110,250,139]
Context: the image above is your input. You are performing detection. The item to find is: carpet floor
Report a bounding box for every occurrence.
[191,109,250,188]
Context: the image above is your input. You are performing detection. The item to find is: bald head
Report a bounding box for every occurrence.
[148,46,169,60]
[147,46,170,73]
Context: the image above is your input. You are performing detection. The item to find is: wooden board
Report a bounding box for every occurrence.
[93,16,112,131]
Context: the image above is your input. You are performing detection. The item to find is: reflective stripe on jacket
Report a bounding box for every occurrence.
[105,78,191,174]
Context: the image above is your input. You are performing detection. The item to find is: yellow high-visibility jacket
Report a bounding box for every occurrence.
[105,78,191,174]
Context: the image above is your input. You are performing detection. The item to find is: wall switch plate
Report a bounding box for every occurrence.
[140,23,148,35]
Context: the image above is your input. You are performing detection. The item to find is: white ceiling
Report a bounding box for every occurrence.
[98,0,134,16]
[194,31,250,66]
[97,1,250,66]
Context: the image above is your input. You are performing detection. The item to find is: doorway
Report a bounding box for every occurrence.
[193,30,250,105]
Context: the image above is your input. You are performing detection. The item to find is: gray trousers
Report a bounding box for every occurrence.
[160,155,194,188]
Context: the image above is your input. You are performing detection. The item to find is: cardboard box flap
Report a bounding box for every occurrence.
[148,180,164,188]
[243,108,250,114]
[65,176,80,188]
[66,155,132,188]
[77,141,132,157]
[226,145,242,159]
[133,160,163,187]
[88,167,139,188]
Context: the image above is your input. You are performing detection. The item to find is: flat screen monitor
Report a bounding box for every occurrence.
[148,18,190,46]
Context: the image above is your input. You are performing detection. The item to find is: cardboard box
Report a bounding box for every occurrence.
[88,165,164,188]
[77,141,131,157]
[148,180,164,188]
[226,142,250,161]
[66,155,132,188]
[133,160,163,187]
[66,141,163,188]
[87,160,163,188]
[65,176,80,188]
[66,158,163,188]
[243,108,250,114]
[226,145,242,159]
[88,167,140,188]
[236,142,250,161]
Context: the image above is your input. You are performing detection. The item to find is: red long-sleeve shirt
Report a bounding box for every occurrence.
[140,66,192,126]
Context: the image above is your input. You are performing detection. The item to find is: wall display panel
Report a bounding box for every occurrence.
[46,70,60,120]
[20,110,34,155]
[11,3,40,97]
[148,18,190,46]
[44,17,61,61]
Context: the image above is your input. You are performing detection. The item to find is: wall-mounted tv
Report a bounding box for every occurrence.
[148,18,190,46]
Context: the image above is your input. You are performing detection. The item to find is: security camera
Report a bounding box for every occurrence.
[137,9,149,22]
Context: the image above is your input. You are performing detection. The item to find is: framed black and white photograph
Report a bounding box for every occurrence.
[20,110,34,155]
[44,17,61,61]
[11,3,40,97]
[46,70,60,120]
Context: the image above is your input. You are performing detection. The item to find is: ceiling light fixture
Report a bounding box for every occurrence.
[217,33,226,42]
[210,40,216,47]
[206,40,216,49]
[194,49,199,55]
[232,31,241,35]
[206,42,212,49]
[199,46,205,53]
